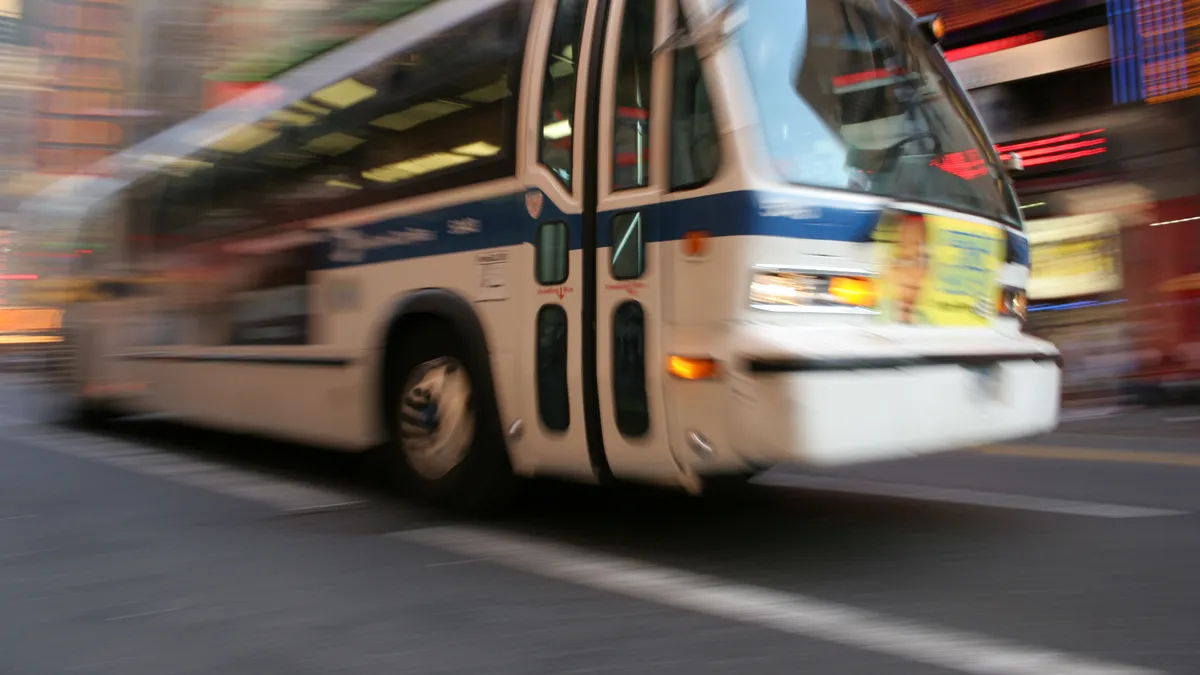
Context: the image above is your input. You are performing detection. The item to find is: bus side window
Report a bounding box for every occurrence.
[540,0,588,188]
[536,221,570,285]
[612,0,657,191]
[670,9,719,190]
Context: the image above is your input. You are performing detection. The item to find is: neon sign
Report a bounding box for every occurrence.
[932,130,1108,180]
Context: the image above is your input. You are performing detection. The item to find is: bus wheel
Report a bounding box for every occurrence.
[384,325,514,512]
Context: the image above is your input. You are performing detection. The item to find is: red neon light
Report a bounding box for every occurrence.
[0,274,38,281]
[995,129,1105,154]
[931,131,1108,180]
[943,32,1045,62]
[1019,146,1107,167]
[1001,138,1104,161]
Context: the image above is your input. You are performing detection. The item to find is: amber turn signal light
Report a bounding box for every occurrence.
[668,355,717,380]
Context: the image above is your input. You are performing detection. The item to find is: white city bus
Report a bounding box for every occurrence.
[26,0,1061,508]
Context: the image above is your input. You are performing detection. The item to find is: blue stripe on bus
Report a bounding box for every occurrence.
[310,189,1030,270]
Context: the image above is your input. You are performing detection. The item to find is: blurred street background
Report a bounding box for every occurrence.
[0,0,1199,411]
[0,0,1198,673]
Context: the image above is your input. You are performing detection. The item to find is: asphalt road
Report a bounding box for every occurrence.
[0,378,1198,675]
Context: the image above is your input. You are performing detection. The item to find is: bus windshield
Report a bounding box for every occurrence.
[735,0,1021,228]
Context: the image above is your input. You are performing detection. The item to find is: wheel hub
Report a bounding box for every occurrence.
[398,357,474,481]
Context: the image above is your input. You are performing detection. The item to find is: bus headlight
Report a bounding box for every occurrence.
[998,287,1028,323]
[749,271,877,312]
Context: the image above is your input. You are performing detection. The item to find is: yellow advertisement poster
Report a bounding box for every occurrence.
[874,212,1005,326]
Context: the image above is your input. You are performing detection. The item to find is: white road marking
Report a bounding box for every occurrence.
[1162,415,1200,423]
[0,401,1171,673]
[398,525,1161,675]
[104,607,184,622]
[10,428,365,513]
[752,473,1186,519]
[1060,407,1120,422]
[0,514,36,522]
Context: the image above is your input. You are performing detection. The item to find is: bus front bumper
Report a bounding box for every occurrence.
[717,337,1062,469]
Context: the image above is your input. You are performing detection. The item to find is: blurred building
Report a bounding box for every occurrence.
[0,2,41,303]
[911,0,1200,403]
[133,0,215,141]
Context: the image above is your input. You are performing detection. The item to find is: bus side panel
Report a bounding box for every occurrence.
[311,241,528,449]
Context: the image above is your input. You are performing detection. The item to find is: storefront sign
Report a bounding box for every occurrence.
[1026,214,1123,300]
[0,308,63,333]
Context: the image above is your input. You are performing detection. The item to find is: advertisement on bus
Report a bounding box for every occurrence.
[874,212,1006,326]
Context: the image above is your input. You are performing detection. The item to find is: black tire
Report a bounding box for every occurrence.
[382,320,516,513]
[701,471,761,497]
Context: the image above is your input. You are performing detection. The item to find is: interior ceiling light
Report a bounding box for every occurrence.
[267,109,316,126]
[543,119,572,140]
[452,141,501,157]
[208,124,279,153]
[290,100,330,115]
[372,100,467,132]
[363,152,474,183]
[310,78,376,109]
[461,77,511,103]
[305,132,366,156]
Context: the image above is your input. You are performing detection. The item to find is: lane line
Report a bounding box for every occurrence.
[752,473,1186,519]
[982,444,1200,469]
[0,514,36,522]
[398,525,1161,675]
[1162,415,1200,423]
[10,427,366,513]
[104,607,184,622]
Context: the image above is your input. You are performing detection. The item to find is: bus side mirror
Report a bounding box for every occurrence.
[1003,152,1024,173]
[914,14,945,46]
